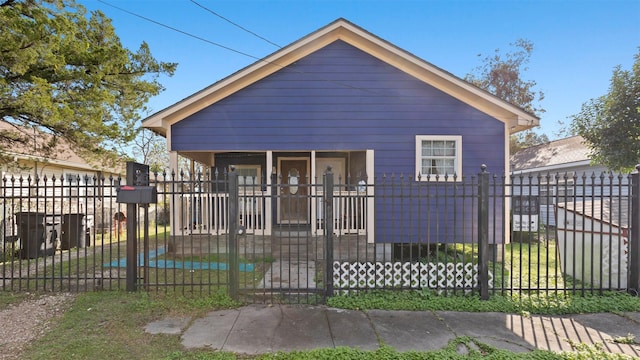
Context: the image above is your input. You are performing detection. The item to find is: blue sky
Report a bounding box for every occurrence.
[81,0,639,140]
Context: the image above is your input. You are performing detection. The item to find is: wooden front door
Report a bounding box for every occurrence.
[278,158,309,224]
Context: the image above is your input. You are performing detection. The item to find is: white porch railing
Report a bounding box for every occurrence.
[179,193,265,234]
[238,195,266,232]
[179,190,368,236]
[315,191,368,236]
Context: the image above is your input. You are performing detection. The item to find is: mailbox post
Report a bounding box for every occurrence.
[117,162,157,292]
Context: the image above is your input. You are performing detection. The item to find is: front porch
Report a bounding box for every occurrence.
[167,231,378,263]
[168,150,375,243]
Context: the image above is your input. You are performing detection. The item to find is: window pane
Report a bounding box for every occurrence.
[420,139,456,175]
[539,188,550,205]
[443,141,456,156]
[422,140,456,157]
[430,141,442,156]
[437,159,455,174]
[235,166,260,186]
[421,159,431,175]
[417,136,460,180]
[422,142,433,157]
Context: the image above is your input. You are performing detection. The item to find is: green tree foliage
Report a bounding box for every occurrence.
[570,50,640,172]
[465,39,546,152]
[0,0,176,165]
[509,131,549,154]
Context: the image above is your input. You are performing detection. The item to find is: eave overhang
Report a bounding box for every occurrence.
[142,18,539,139]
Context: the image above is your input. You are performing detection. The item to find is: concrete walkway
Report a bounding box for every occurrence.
[260,260,317,290]
[145,305,640,357]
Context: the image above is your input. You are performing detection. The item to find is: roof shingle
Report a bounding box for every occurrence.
[511,136,590,171]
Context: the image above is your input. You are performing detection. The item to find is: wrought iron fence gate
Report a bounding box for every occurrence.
[2,166,639,304]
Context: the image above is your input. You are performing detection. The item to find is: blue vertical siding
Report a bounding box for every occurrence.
[171,40,506,243]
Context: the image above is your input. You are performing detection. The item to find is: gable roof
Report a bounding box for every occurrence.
[142,18,539,137]
[0,121,122,174]
[510,136,591,173]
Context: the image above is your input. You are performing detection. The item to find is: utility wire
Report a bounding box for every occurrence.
[95,0,400,100]
[97,0,261,61]
[189,0,282,48]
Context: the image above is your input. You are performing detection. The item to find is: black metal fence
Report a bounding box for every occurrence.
[2,166,639,304]
[0,174,128,292]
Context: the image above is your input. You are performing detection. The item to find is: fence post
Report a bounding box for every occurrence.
[324,166,334,297]
[228,167,239,300]
[126,202,137,292]
[478,165,490,300]
[629,165,640,295]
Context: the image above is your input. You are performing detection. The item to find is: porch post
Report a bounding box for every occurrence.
[265,151,273,236]
[311,151,318,236]
[366,149,375,245]
[228,167,239,300]
[169,151,180,235]
[629,165,640,294]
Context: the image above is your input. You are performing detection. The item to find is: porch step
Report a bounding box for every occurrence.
[271,227,320,260]
[272,230,312,238]
[272,234,312,245]
[271,239,321,260]
[272,245,313,259]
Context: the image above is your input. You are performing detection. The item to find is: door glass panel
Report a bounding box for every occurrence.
[288,168,299,194]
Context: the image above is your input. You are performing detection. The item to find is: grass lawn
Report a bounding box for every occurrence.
[7,289,638,360]
[4,233,639,359]
[436,239,577,293]
[1,225,279,296]
[1,229,621,296]
[4,225,640,359]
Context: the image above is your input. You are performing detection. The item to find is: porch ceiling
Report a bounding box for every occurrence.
[178,152,214,167]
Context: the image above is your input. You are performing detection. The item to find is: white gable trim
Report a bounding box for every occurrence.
[143,19,538,138]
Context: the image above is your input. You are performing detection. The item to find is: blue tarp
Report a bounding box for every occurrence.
[104,247,255,272]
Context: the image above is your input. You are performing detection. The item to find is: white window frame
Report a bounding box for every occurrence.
[415,135,462,181]
[232,164,262,188]
[539,171,575,205]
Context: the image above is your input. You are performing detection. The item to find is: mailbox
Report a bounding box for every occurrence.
[116,185,157,204]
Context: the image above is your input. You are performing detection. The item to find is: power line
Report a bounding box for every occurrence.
[189,0,282,49]
[95,1,405,100]
[97,0,261,61]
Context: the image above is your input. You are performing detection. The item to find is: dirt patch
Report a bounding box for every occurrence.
[0,293,75,360]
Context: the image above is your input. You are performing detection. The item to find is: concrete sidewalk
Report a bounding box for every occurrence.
[145,305,640,356]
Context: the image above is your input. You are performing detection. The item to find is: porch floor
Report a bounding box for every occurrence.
[169,233,375,262]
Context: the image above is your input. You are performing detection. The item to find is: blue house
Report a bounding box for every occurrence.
[143,19,538,250]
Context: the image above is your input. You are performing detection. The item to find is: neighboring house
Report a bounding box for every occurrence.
[0,121,123,244]
[0,121,123,183]
[511,135,604,175]
[510,135,629,226]
[143,18,538,246]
